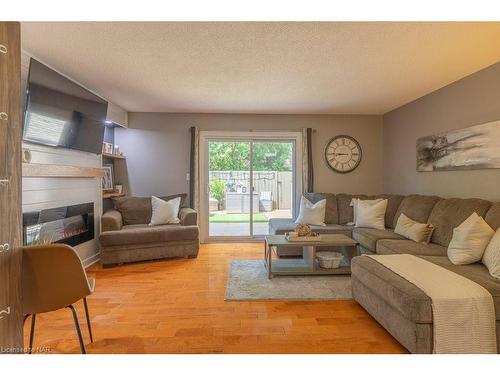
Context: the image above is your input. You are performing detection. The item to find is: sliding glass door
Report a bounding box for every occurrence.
[202,133,298,241]
[251,141,293,236]
[208,140,251,237]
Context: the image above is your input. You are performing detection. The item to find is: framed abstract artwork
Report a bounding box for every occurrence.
[417,120,500,172]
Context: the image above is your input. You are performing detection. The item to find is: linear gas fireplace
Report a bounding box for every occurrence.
[23,202,94,247]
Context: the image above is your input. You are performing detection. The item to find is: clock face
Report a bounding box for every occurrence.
[325,135,362,173]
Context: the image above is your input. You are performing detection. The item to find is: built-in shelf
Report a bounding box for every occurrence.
[102,191,126,199]
[102,152,126,160]
[23,163,105,178]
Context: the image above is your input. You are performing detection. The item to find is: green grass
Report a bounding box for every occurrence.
[209,213,269,223]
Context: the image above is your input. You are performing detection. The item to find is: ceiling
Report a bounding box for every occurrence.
[21,22,500,114]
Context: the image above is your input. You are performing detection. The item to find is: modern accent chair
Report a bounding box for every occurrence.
[22,244,95,354]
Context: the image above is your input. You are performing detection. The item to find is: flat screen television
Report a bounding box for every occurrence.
[23,58,108,154]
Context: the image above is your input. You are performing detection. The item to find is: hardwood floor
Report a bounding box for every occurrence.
[23,243,407,354]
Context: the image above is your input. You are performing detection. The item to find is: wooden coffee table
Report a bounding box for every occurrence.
[264,234,359,279]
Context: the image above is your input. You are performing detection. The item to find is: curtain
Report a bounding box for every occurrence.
[189,126,200,213]
[302,128,314,193]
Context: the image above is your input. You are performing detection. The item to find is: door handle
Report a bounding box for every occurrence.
[0,306,11,320]
[0,243,10,253]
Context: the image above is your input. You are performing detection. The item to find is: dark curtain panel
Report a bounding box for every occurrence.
[189,126,196,208]
[307,127,314,192]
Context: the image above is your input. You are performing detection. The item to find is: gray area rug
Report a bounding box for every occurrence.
[225,260,352,301]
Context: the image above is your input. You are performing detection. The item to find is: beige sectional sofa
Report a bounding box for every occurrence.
[99,194,199,266]
[268,192,500,353]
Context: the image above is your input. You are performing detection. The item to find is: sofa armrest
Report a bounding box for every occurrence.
[102,209,123,232]
[179,207,197,226]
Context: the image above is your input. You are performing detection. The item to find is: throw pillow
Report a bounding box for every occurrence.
[349,198,384,224]
[294,196,326,226]
[482,228,500,280]
[394,213,434,243]
[149,196,181,226]
[447,212,494,265]
[354,199,388,230]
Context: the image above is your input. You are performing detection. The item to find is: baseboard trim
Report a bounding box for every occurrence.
[83,252,100,268]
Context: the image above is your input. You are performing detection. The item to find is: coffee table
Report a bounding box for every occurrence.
[264,234,359,279]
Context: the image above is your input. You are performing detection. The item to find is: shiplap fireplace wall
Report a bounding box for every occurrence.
[20,50,127,266]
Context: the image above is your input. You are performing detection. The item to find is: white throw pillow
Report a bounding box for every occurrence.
[149,196,181,226]
[294,196,326,226]
[447,212,494,265]
[394,213,434,243]
[354,199,388,230]
[350,198,384,224]
[482,229,500,280]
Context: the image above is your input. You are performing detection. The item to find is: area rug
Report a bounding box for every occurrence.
[224,260,352,301]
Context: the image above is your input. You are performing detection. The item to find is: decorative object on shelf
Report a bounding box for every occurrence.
[102,164,114,191]
[113,145,120,155]
[417,119,500,172]
[21,147,32,163]
[324,135,362,173]
[102,142,113,154]
[115,184,123,194]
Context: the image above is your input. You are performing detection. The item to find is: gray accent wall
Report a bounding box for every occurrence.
[115,113,383,198]
[383,62,500,201]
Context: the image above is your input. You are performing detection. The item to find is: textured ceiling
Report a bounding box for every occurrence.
[21,22,500,114]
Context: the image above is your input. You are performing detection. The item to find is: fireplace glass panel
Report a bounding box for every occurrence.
[23,203,94,247]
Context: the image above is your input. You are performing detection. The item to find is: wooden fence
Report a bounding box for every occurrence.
[209,171,293,210]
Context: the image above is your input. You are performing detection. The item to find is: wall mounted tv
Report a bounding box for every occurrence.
[23,58,108,154]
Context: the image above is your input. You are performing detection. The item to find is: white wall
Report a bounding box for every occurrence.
[21,51,102,266]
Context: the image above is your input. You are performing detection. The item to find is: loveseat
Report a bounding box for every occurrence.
[268,192,500,353]
[99,194,199,266]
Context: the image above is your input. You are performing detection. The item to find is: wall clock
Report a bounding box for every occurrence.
[324,135,362,173]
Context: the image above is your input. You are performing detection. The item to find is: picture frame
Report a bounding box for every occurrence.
[102,142,113,154]
[102,164,114,191]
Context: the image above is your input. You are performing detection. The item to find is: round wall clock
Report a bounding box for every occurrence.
[324,135,362,173]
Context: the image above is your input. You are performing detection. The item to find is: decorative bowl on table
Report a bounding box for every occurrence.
[285,224,321,242]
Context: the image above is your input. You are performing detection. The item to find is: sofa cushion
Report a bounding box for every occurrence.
[303,192,338,224]
[427,198,492,247]
[351,256,433,323]
[352,255,500,323]
[419,255,500,320]
[100,223,198,247]
[376,239,446,256]
[352,228,405,252]
[268,218,352,236]
[485,203,500,231]
[337,193,373,224]
[113,193,188,225]
[337,193,403,228]
[392,194,441,228]
[376,194,405,229]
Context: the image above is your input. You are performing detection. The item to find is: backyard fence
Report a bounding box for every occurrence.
[209,170,293,210]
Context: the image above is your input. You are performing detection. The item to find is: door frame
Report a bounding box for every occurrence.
[199,131,303,243]
[0,22,23,351]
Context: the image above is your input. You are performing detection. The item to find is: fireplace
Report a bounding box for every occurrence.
[23,202,94,247]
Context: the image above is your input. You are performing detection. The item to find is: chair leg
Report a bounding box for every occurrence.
[29,314,36,354]
[67,305,86,354]
[83,297,93,343]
